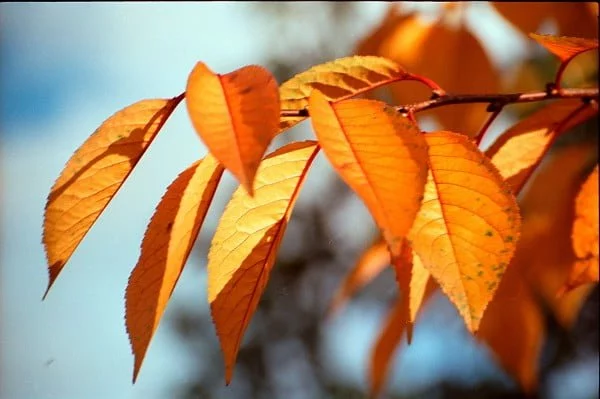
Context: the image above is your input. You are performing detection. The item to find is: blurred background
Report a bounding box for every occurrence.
[1,2,597,399]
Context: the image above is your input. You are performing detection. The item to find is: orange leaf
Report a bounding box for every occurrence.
[125,155,224,382]
[207,141,319,384]
[185,62,280,195]
[375,14,499,136]
[308,91,429,255]
[328,239,391,316]
[486,99,598,194]
[560,165,599,294]
[43,96,183,297]
[369,241,435,398]
[279,55,409,131]
[409,131,521,332]
[492,2,598,39]
[529,33,599,63]
[479,141,597,392]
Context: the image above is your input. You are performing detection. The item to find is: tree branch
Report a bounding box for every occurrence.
[279,87,599,118]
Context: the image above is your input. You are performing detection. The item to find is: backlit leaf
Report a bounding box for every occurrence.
[529,33,598,63]
[328,239,391,316]
[409,131,521,331]
[43,96,183,297]
[479,142,597,392]
[560,165,599,294]
[369,241,435,398]
[126,155,224,382]
[207,141,320,384]
[486,99,598,194]
[279,55,409,131]
[309,91,428,255]
[492,2,598,39]
[375,14,499,136]
[185,62,280,195]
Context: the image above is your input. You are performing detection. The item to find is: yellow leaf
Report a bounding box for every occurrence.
[185,62,280,195]
[308,91,429,255]
[378,15,499,136]
[207,141,320,384]
[43,96,183,297]
[479,141,597,392]
[125,155,224,383]
[529,33,599,63]
[560,165,599,294]
[369,241,435,398]
[279,55,409,131]
[486,100,598,194]
[354,4,413,58]
[409,131,521,331]
[328,239,391,316]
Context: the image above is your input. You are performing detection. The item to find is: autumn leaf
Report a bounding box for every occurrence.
[529,33,599,63]
[328,239,391,316]
[486,99,598,194]
[185,62,280,195]
[279,55,409,131]
[308,91,429,255]
[207,141,320,384]
[409,131,521,332]
[369,241,435,398]
[479,141,597,392]
[371,12,499,136]
[492,2,598,39]
[354,4,413,60]
[125,155,224,383]
[43,96,183,298]
[559,165,599,294]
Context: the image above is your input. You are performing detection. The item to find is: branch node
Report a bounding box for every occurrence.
[545,82,557,96]
[486,102,505,113]
[430,90,444,100]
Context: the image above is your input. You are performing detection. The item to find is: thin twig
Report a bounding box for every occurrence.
[279,87,598,118]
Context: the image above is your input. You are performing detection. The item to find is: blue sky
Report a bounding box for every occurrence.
[1,3,595,399]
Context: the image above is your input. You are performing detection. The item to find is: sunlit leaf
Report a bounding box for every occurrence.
[409,131,521,331]
[328,239,391,316]
[479,142,597,392]
[126,155,224,382]
[185,62,280,195]
[43,96,183,297]
[279,55,409,131]
[486,100,598,194]
[309,91,428,255]
[375,14,499,136]
[207,141,320,384]
[529,33,598,63]
[560,165,599,294]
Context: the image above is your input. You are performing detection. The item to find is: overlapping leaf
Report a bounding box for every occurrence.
[43,96,183,297]
[409,131,521,331]
[328,239,391,316]
[309,91,429,255]
[186,62,280,195]
[207,141,320,383]
[560,165,599,294]
[369,241,435,398]
[479,142,597,392]
[486,99,598,194]
[367,12,499,136]
[279,55,409,131]
[126,155,224,382]
[529,33,599,63]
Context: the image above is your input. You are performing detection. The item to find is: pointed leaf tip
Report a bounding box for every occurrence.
[208,141,320,384]
[186,62,280,195]
[126,155,224,382]
[42,97,182,297]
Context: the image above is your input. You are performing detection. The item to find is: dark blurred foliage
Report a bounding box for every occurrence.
[164,3,599,398]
